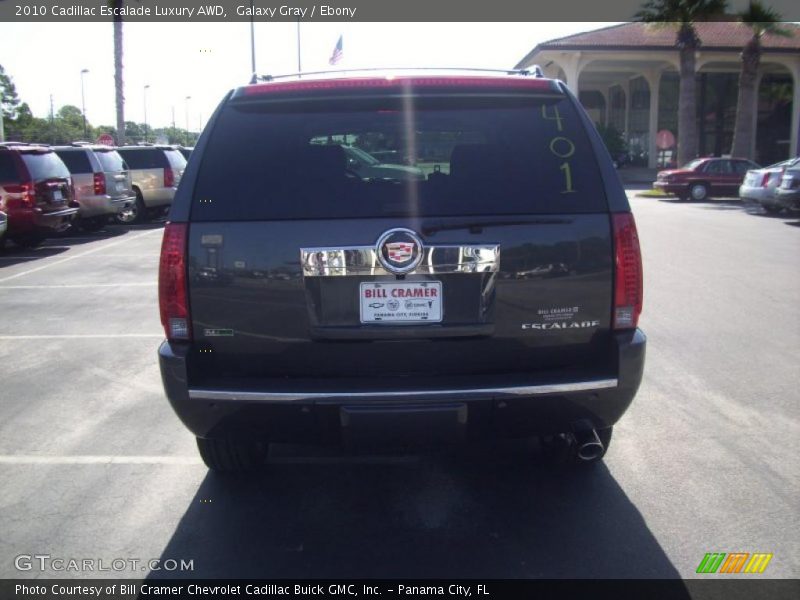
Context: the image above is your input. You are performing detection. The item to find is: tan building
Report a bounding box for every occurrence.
[515,22,800,167]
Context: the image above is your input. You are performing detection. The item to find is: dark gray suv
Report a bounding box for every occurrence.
[158,73,646,472]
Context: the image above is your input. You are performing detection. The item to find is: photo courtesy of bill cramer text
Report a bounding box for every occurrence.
[13,582,492,598]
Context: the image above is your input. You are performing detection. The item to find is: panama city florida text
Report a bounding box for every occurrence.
[15,4,358,18]
[16,584,491,597]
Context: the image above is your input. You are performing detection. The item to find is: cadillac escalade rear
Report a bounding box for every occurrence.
[158,73,645,472]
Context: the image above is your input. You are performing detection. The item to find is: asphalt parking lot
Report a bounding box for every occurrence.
[0,195,798,580]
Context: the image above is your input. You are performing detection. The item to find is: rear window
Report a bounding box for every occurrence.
[117,149,167,170]
[55,150,93,174]
[20,152,71,181]
[95,150,127,172]
[0,153,20,182]
[191,95,607,221]
[164,149,187,169]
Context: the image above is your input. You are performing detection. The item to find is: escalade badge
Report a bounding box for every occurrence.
[376,228,424,274]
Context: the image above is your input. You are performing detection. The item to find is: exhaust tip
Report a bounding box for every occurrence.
[572,425,605,462]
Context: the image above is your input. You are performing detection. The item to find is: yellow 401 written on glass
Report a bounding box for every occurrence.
[542,105,577,194]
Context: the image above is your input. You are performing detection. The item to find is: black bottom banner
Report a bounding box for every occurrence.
[2,579,799,600]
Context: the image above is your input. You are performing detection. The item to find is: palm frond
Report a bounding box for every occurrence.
[738,1,793,38]
[635,0,729,23]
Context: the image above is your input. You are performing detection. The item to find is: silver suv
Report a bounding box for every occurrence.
[115,146,187,223]
[54,145,135,231]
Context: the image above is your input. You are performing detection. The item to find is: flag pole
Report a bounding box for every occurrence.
[296,19,302,77]
[249,0,256,83]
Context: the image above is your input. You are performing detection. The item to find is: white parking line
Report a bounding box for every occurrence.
[0,455,202,465]
[0,283,156,289]
[0,229,161,284]
[0,334,162,340]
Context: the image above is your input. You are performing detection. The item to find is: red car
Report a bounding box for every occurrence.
[0,143,79,248]
[653,157,760,201]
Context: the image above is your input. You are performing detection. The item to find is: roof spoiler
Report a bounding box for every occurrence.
[249,66,546,84]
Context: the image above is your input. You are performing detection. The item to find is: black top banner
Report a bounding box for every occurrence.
[3,0,800,22]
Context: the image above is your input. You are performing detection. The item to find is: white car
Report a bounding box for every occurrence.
[0,210,7,247]
[342,145,425,181]
[739,157,800,213]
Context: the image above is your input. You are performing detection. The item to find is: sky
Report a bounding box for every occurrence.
[0,22,612,132]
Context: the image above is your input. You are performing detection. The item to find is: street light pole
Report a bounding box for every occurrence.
[185,96,191,146]
[0,89,5,142]
[143,84,150,143]
[80,69,89,139]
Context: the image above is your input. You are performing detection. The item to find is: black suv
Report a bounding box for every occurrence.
[158,73,645,472]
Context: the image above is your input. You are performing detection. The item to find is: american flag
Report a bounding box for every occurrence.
[328,35,343,65]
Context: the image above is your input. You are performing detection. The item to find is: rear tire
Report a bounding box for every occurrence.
[196,437,267,473]
[540,427,613,468]
[115,192,146,225]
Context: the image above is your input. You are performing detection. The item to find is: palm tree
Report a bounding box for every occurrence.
[730,1,791,159]
[111,1,125,145]
[636,0,728,167]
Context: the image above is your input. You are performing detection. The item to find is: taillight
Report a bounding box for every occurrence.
[4,182,36,208]
[164,167,175,188]
[612,213,643,330]
[159,222,191,341]
[93,172,106,195]
[760,173,771,187]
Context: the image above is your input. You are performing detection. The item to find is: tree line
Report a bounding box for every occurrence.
[0,66,196,146]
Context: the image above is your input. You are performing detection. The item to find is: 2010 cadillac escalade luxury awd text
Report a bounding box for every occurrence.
[158,73,646,472]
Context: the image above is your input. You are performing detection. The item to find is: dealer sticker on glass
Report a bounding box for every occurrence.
[360,281,442,323]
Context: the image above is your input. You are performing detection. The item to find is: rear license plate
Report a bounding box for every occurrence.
[52,190,62,201]
[360,281,442,323]
[116,183,125,192]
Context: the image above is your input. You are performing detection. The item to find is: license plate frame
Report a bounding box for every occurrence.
[359,281,443,324]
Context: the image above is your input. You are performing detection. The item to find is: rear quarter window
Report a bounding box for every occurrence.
[117,149,166,170]
[95,150,127,172]
[55,150,93,174]
[191,94,607,221]
[164,149,187,169]
[20,152,71,181]
[0,153,20,182]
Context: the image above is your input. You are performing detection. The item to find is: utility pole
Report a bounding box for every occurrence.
[185,96,191,146]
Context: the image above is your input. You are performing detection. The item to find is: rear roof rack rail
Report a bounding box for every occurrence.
[0,141,51,148]
[250,66,544,84]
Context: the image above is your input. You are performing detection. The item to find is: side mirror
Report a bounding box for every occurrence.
[347,158,360,170]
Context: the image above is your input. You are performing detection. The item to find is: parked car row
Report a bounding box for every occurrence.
[0,142,188,248]
[652,155,800,214]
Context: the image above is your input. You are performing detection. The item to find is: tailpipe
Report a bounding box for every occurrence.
[573,427,605,462]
